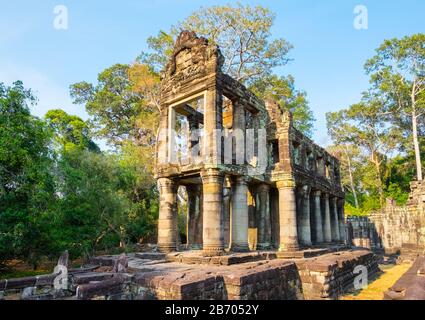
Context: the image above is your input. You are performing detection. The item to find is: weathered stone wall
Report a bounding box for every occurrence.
[296,250,380,300]
[0,250,379,300]
[347,181,425,255]
[134,260,303,300]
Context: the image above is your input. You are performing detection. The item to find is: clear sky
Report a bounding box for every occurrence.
[1,0,424,147]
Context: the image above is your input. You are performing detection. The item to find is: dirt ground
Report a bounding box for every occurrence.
[341,262,412,300]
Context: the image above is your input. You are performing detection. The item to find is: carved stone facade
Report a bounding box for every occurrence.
[347,181,425,255]
[155,31,345,256]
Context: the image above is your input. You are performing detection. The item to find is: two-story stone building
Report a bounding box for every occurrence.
[155,31,345,256]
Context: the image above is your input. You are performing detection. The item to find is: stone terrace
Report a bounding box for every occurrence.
[0,249,380,300]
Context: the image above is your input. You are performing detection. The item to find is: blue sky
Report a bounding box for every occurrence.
[1,0,424,147]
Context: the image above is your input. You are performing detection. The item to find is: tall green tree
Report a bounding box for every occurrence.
[365,34,425,181]
[326,95,401,205]
[70,64,145,147]
[45,109,99,152]
[141,3,292,84]
[0,81,54,269]
[50,149,129,258]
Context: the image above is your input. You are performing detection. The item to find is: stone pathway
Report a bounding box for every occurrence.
[341,262,412,300]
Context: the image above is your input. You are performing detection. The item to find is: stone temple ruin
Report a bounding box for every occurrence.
[0,31,385,301]
[155,31,346,256]
[348,180,425,258]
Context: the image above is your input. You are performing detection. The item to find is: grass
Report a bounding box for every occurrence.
[0,269,51,280]
[341,262,412,300]
[0,259,54,280]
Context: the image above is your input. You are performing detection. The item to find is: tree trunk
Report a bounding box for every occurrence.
[412,107,423,181]
[371,151,384,205]
[344,145,359,208]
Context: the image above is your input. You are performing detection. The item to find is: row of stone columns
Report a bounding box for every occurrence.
[296,188,346,247]
[158,174,346,255]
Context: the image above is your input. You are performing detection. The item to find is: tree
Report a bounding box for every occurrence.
[45,109,99,152]
[327,144,363,208]
[141,3,292,84]
[70,64,145,147]
[365,34,425,181]
[326,94,401,206]
[128,62,161,148]
[50,149,129,258]
[0,81,54,269]
[138,3,315,136]
[250,74,315,136]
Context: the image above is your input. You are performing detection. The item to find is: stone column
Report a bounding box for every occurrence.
[312,190,324,244]
[157,178,178,252]
[204,88,223,165]
[322,193,332,243]
[330,197,341,242]
[186,185,201,249]
[299,186,312,246]
[257,183,271,250]
[338,198,346,244]
[157,109,169,166]
[231,177,249,252]
[201,169,224,256]
[277,180,299,252]
[232,99,245,166]
[222,177,232,248]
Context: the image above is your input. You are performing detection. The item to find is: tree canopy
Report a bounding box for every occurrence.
[326,33,425,216]
[138,3,314,136]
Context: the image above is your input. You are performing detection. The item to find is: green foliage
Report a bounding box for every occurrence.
[141,3,292,84]
[1,81,159,268]
[138,3,314,136]
[176,3,292,84]
[45,109,99,152]
[327,33,425,216]
[0,81,55,269]
[250,74,315,136]
[70,64,144,147]
[365,33,425,180]
[344,203,367,217]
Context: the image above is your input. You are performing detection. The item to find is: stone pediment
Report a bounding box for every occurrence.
[161,31,223,95]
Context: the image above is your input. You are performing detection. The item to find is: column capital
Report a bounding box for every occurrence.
[233,175,249,186]
[276,179,295,190]
[321,192,330,199]
[312,189,321,197]
[301,185,311,198]
[257,183,271,193]
[157,177,178,191]
[201,168,224,184]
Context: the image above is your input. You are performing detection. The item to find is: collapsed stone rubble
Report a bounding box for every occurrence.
[0,249,380,300]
